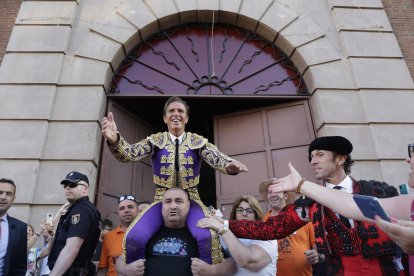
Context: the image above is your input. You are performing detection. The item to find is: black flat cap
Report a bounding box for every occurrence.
[308,136,353,161]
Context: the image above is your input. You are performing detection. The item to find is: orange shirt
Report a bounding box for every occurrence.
[99,225,125,276]
[264,211,315,276]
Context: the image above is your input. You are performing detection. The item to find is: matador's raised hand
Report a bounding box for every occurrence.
[102,112,119,145]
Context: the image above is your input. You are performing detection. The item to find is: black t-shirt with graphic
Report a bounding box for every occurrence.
[144,226,199,276]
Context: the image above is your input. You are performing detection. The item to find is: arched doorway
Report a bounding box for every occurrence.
[97,23,315,221]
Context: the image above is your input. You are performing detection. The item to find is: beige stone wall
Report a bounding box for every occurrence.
[0,0,108,224]
[0,0,413,225]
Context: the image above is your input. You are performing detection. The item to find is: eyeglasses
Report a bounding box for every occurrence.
[408,143,414,158]
[236,207,255,215]
[63,182,87,189]
[118,195,137,203]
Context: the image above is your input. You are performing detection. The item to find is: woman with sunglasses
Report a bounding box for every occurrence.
[198,195,278,275]
[269,143,414,257]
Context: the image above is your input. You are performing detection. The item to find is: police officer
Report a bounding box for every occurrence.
[48,171,101,276]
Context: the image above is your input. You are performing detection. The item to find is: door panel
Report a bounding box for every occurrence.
[271,146,316,181]
[99,103,136,198]
[214,100,316,215]
[97,100,157,222]
[132,161,155,202]
[219,152,269,198]
[216,111,265,153]
[266,104,314,147]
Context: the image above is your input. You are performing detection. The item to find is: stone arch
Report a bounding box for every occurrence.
[71,0,346,206]
[75,0,342,94]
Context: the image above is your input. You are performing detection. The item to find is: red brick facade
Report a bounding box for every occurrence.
[382,0,414,78]
[0,0,22,64]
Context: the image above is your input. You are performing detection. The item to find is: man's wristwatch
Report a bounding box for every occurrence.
[219,220,229,235]
[223,220,229,231]
[218,228,228,235]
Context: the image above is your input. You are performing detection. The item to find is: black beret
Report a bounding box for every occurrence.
[308,136,353,162]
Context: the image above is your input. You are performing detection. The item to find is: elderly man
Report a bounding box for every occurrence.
[48,171,101,276]
[117,188,235,276]
[102,96,247,264]
[98,195,139,276]
[0,178,27,276]
[214,136,401,275]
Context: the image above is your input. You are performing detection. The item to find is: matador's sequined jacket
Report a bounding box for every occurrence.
[228,178,400,276]
[109,131,234,201]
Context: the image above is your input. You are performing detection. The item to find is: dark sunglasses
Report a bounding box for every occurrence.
[63,182,87,189]
[409,143,414,158]
[118,195,137,203]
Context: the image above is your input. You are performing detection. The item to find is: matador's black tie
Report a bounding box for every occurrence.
[175,138,180,172]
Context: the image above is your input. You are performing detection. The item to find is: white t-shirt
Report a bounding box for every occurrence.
[39,256,51,275]
[222,238,278,276]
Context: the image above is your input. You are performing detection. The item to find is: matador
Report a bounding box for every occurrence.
[102,96,248,265]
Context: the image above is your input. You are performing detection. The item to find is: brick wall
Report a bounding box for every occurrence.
[382,0,414,78]
[0,0,22,64]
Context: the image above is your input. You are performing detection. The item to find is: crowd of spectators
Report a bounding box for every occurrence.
[1,97,412,276]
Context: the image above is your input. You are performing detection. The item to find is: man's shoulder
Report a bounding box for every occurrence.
[105,226,125,240]
[70,200,100,220]
[71,200,93,212]
[149,132,167,138]
[7,215,26,228]
[148,132,168,147]
[185,132,207,149]
[354,178,399,198]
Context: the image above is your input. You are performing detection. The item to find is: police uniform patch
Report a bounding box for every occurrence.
[71,214,80,225]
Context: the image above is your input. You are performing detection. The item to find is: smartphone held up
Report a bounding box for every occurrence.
[46,213,54,225]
